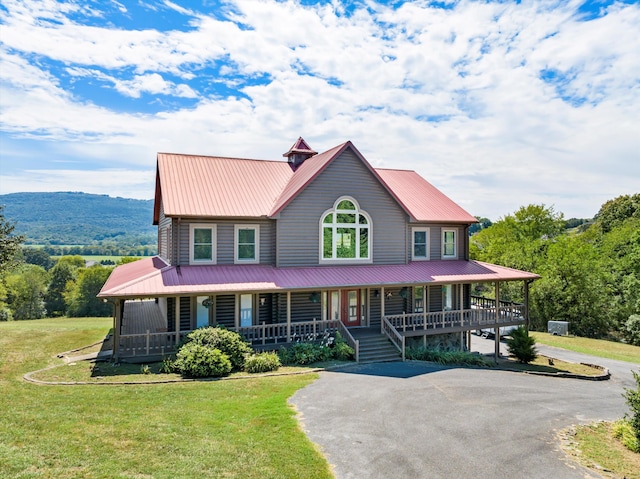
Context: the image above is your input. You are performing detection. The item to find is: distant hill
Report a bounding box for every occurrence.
[0,192,156,246]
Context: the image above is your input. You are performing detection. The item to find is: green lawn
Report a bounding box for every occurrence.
[0,318,332,479]
[531,332,640,364]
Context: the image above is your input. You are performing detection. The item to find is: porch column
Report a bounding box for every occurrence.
[424,286,429,348]
[494,282,501,361]
[524,280,531,330]
[175,296,180,346]
[380,286,385,333]
[366,288,371,328]
[286,291,291,342]
[113,299,122,361]
[459,285,465,351]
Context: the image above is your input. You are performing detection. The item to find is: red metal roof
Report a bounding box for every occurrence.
[99,257,540,299]
[154,140,476,224]
[155,154,293,220]
[376,169,478,223]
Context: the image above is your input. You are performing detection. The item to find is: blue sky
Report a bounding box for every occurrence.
[0,0,638,220]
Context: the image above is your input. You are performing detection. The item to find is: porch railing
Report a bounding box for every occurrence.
[382,316,405,361]
[384,304,525,335]
[118,319,361,361]
[118,330,189,358]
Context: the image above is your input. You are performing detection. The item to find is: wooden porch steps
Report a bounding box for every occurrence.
[350,328,401,363]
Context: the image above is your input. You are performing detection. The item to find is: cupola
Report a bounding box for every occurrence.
[282,137,317,171]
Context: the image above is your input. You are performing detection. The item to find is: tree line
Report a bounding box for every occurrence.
[0,206,140,320]
[470,194,640,344]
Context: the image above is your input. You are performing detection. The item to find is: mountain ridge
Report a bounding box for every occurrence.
[0,191,156,245]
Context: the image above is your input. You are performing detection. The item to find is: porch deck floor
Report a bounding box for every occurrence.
[122,300,167,335]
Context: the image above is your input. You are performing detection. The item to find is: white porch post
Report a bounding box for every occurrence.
[380,286,385,333]
[286,291,291,342]
[494,282,501,361]
[113,299,122,361]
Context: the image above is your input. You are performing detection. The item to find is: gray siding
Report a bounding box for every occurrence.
[215,294,235,328]
[157,202,173,263]
[173,218,276,265]
[406,224,466,261]
[273,292,322,323]
[166,297,191,331]
[276,149,408,267]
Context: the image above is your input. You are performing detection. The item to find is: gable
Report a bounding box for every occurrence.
[275,147,409,266]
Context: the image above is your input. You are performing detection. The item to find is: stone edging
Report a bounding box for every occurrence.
[23,350,609,386]
[497,362,610,381]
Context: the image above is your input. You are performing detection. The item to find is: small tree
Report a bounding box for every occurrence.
[623,370,640,450]
[44,261,76,317]
[506,326,538,364]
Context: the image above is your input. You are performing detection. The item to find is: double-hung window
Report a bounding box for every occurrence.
[235,225,260,264]
[412,227,429,260]
[190,224,216,264]
[442,229,457,259]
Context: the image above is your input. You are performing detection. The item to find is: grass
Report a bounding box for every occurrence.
[531,332,640,364]
[29,359,348,384]
[563,422,640,479]
[0,317,333,479]
[500,355,605,376]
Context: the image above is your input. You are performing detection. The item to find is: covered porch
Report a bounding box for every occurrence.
[100,257,539,363]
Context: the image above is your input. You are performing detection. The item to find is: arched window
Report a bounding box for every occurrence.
[320,197,371,261]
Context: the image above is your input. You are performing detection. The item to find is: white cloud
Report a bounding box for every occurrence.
[0,0,638,219]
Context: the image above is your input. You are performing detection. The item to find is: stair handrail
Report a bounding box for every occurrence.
[335,321,360,363]
[382,316,405,361]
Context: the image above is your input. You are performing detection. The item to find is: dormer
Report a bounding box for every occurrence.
[283,137,317,171]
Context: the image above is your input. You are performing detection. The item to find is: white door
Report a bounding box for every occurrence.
[240,294,253,327]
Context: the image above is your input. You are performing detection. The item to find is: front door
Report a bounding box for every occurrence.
[341,289,361,326]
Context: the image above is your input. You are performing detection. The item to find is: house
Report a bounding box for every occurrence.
[98,138,540,362]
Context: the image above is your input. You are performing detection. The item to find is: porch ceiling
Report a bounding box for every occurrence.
[99,256,540,299]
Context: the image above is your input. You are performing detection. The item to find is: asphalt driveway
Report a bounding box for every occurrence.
[290,339,638,479]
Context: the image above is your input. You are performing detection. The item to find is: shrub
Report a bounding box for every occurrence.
[613,419,639,453]
[405,347,494,367]
[333,341,355,361]
[182,326,252,371]
[506,326,538,364]
[173,342,232,378]
[244,352,281,373]
[624,315,640,346]
[160,357,176,374]
[623,370,640,451]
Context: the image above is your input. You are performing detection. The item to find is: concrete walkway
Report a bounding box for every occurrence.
[290,342,638,479]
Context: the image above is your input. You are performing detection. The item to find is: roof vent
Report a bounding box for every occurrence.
[283,137,317,171]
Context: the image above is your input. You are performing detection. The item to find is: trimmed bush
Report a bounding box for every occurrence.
[506,326,538,364]
[173,342,232,378]
[182,326,252,371]
[244,352,281,373]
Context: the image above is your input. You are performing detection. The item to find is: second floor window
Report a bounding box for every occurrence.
[412,227,429,260]
[190,224,216,264]
[442,229,457,259]
[321,197,371,261]
[235,225,260,263]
